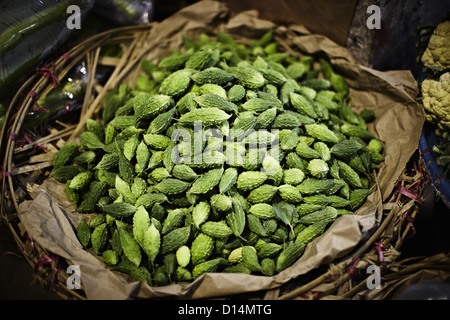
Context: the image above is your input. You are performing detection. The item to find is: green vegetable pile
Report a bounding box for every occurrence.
[50,30,384,286]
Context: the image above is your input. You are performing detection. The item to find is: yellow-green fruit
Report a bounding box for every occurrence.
[298,206,339,225]
[219,167,238,194]
[53,142,78,169]
[191,233,214,265]
[69,171,93,190]
[161,208,186,234]
[241,246,262,272]
[261,258,276,276]
[248,203,277,220]
[161,226,191,254]
[117,221,142,267]
[189,167,224,194]
[278,184,303,203]
[282,168,305,185]
[172,164,198,181]
[258,242,282,259]
[142,224,160,263]
[201,221,233,239]
[228,247,243,263]
[275,241,306,272]
[247,184,278,203]
[176,245,191,268]
[192,258,226,279]
[154,178,191,195]
[210,194,232,212]
[236,171,268,191]
[192,201,211,229]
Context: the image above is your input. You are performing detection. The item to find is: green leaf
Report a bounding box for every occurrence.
[273,201,296,235]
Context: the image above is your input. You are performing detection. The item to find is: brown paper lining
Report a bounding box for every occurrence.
[17,0,426,299]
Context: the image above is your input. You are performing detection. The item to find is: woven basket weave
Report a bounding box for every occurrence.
[0,22,428,300]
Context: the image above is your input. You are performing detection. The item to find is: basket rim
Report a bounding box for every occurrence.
[0,23,153,300]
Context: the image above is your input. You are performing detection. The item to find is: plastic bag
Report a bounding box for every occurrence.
[92,0,155,25]
[0,0,95,98]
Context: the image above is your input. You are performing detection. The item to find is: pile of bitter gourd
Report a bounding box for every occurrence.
[51,31,384,285]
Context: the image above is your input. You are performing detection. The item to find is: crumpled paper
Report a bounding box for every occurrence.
[17,0,426,299]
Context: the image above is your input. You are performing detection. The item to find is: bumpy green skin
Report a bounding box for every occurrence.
[59,30,385,285]
[189,168,224,194]
[155,178,191,195]
[261,258,276,276]
[159,69,192,96]
[210,194,232,212]
[247,214,268,237]
[191,67,235,85]
[142,224,160,263]
[68,171,93,190]
[229,65,265,89]
[95,153,119,170]
[194,93,237,113]
[161,226,191,254]
[236,171,268,191]
[172,164,197,181]
[227,198,246,237]
[258,242,282,259]
[117,221,142,267]
[296,178,336,195]
[331,139,362,158]
[228,84,246,102]
[276,241,306,272]
[53,143,79,169]
[77,219,90,248]
[91,223,108,255]
[242,246,262,272]
[147,108,176,135]
[298,206,339,225]
[190,233,214,265]
[350,188,372,210]
[176,245,191,268]
[161,209,186,234]
[248,203,277,220]
[337,160,364,188]
[219,167,238,193]
[102,202,136,218]
[295,220,329,244]
[78,181,107,213]
[201,221,233,239]
[178,107,231,126]
[192,258,226,279]
[247,185,279,203]
[51,165,84,182]
[278,184,303,203]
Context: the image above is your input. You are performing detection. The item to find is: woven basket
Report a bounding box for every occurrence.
[0,24,152,300]
[0,19,428,300]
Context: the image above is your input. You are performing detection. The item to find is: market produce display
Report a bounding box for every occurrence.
[418,20,450,183]
[50,30,384,285]
[421,72,450,179]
